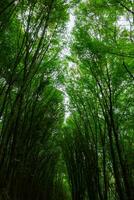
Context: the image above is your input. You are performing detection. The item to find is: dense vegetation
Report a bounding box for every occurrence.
[0,0,133,200]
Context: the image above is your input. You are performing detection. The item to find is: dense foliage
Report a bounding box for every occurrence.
[0,0,133,200]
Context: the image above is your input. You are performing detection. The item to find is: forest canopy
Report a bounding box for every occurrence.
[0,0,134,200]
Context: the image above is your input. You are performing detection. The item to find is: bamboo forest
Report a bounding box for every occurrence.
[0,0,134,199]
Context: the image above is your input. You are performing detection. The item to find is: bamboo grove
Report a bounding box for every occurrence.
[0,0,134,200]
